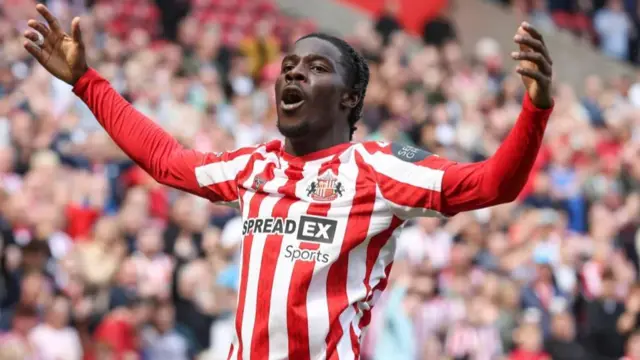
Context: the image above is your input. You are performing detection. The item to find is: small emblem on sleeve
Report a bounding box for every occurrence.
[390,143,432,163]
[252,175,267,191]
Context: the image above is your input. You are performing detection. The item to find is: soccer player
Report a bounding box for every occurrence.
[23,4,554,359]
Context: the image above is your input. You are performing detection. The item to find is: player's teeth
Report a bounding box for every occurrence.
[282,99,304,110]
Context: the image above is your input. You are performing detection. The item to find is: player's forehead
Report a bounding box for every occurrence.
[288,37,344,66]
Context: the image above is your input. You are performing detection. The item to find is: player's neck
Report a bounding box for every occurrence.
[284,133,350,158]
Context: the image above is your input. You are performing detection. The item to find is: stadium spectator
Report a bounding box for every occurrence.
[528,0,557,33]
[28,295,83,360]
[396,217,452,269]
[585,268,627,358]
[544,310,589,360]
[624,330,640,360]
[444,294,503,359]
[141,300,193,360]
[374,0,403,46]
[90,296,152,360]
[594,0,633,60]
[421,4,457,48]
[508,315,550,360]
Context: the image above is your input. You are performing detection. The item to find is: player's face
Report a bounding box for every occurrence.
[275,37,350,139]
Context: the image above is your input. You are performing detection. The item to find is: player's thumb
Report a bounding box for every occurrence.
[71,17,83,45]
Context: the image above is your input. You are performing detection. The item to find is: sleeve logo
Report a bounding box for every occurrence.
[390,143,432,163]
[252,175,267,191]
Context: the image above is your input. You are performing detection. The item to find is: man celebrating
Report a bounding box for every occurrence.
[23,4,553,359]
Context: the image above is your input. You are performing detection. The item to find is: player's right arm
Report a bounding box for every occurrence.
[71,69,252,202]
[22,4,248,203]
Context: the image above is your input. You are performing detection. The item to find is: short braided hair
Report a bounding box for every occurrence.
[296,33,370,140]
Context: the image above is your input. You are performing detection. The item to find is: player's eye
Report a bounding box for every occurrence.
[312,65,329,74]
[282,64,294,73]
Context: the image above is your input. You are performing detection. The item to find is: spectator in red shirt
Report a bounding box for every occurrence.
[509,316,551,360]
[89,297,152,360]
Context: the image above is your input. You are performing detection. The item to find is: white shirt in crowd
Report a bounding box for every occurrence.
[29,323,82,360]
[396,223,453,269]
[142,327,190,360]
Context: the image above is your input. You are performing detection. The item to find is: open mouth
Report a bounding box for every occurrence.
[281,86,305,111]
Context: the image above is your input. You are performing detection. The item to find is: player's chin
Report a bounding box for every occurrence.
[276,114,311,138]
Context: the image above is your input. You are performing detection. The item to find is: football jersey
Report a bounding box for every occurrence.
[194,139,452,360]
[72,68,553,360]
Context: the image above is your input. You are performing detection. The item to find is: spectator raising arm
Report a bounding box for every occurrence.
[23,4,249,205]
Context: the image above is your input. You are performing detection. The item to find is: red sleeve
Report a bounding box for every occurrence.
[440,94,553,216]
[73,68,250,203]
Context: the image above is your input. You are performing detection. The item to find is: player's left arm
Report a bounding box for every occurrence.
[368,23,553,219]
[439,22,553,216]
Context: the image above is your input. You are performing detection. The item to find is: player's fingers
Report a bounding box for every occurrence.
[516,67,550,85]
[71,17,83,44]
[514,34,552,65]
[36,4,62,34]
[514,34,544,53]
[27,20,50,37]
[521,22,545,44]
[24,30,41,43]
[510,51,552,76]
[23,40,47,63]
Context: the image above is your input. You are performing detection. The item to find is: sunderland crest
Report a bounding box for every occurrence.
[306,171,344,201]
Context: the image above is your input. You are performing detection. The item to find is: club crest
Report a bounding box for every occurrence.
[306,171,345,201]
[252,175,267,191]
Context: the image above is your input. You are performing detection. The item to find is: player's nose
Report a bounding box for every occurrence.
[285,64,307,83]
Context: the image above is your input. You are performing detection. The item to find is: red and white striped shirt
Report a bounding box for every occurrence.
[73,68,553,360]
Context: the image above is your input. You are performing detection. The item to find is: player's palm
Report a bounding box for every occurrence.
[23,4,88,85]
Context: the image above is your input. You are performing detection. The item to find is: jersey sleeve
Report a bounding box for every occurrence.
[73,68,253,204]
[362,142,453,219]
[365,94,554,219]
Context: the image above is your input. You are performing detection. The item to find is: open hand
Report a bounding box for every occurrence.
[23,4,88,85]
[511,22,553,109]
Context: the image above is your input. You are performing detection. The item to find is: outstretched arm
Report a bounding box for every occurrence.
[366,95,551,219]
[71,69,215,196]
[23,4,249,202]
[369,22,554,219]
[438,94,552,215]
[440,22,554,214]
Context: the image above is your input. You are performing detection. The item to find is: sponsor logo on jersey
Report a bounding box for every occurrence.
[283,244,330,263]
[391,143,432,163]
[306,171,345,201]
[242,215,337,244]
[296,215,336,244]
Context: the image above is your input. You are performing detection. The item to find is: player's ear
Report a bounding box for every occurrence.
[340,90,359,109]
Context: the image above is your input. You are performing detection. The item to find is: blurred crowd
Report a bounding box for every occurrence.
[2,0,640,359]
[492,0,640,65]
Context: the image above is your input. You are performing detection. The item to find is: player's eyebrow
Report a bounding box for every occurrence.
[281,54,299,64]
[304,54,337,71]
[281,53,337,72]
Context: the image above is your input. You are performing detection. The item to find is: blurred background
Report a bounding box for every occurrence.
[2,0,640,359]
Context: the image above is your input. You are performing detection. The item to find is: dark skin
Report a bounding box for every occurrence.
[23,4,553,157]
[275,37,359,156]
